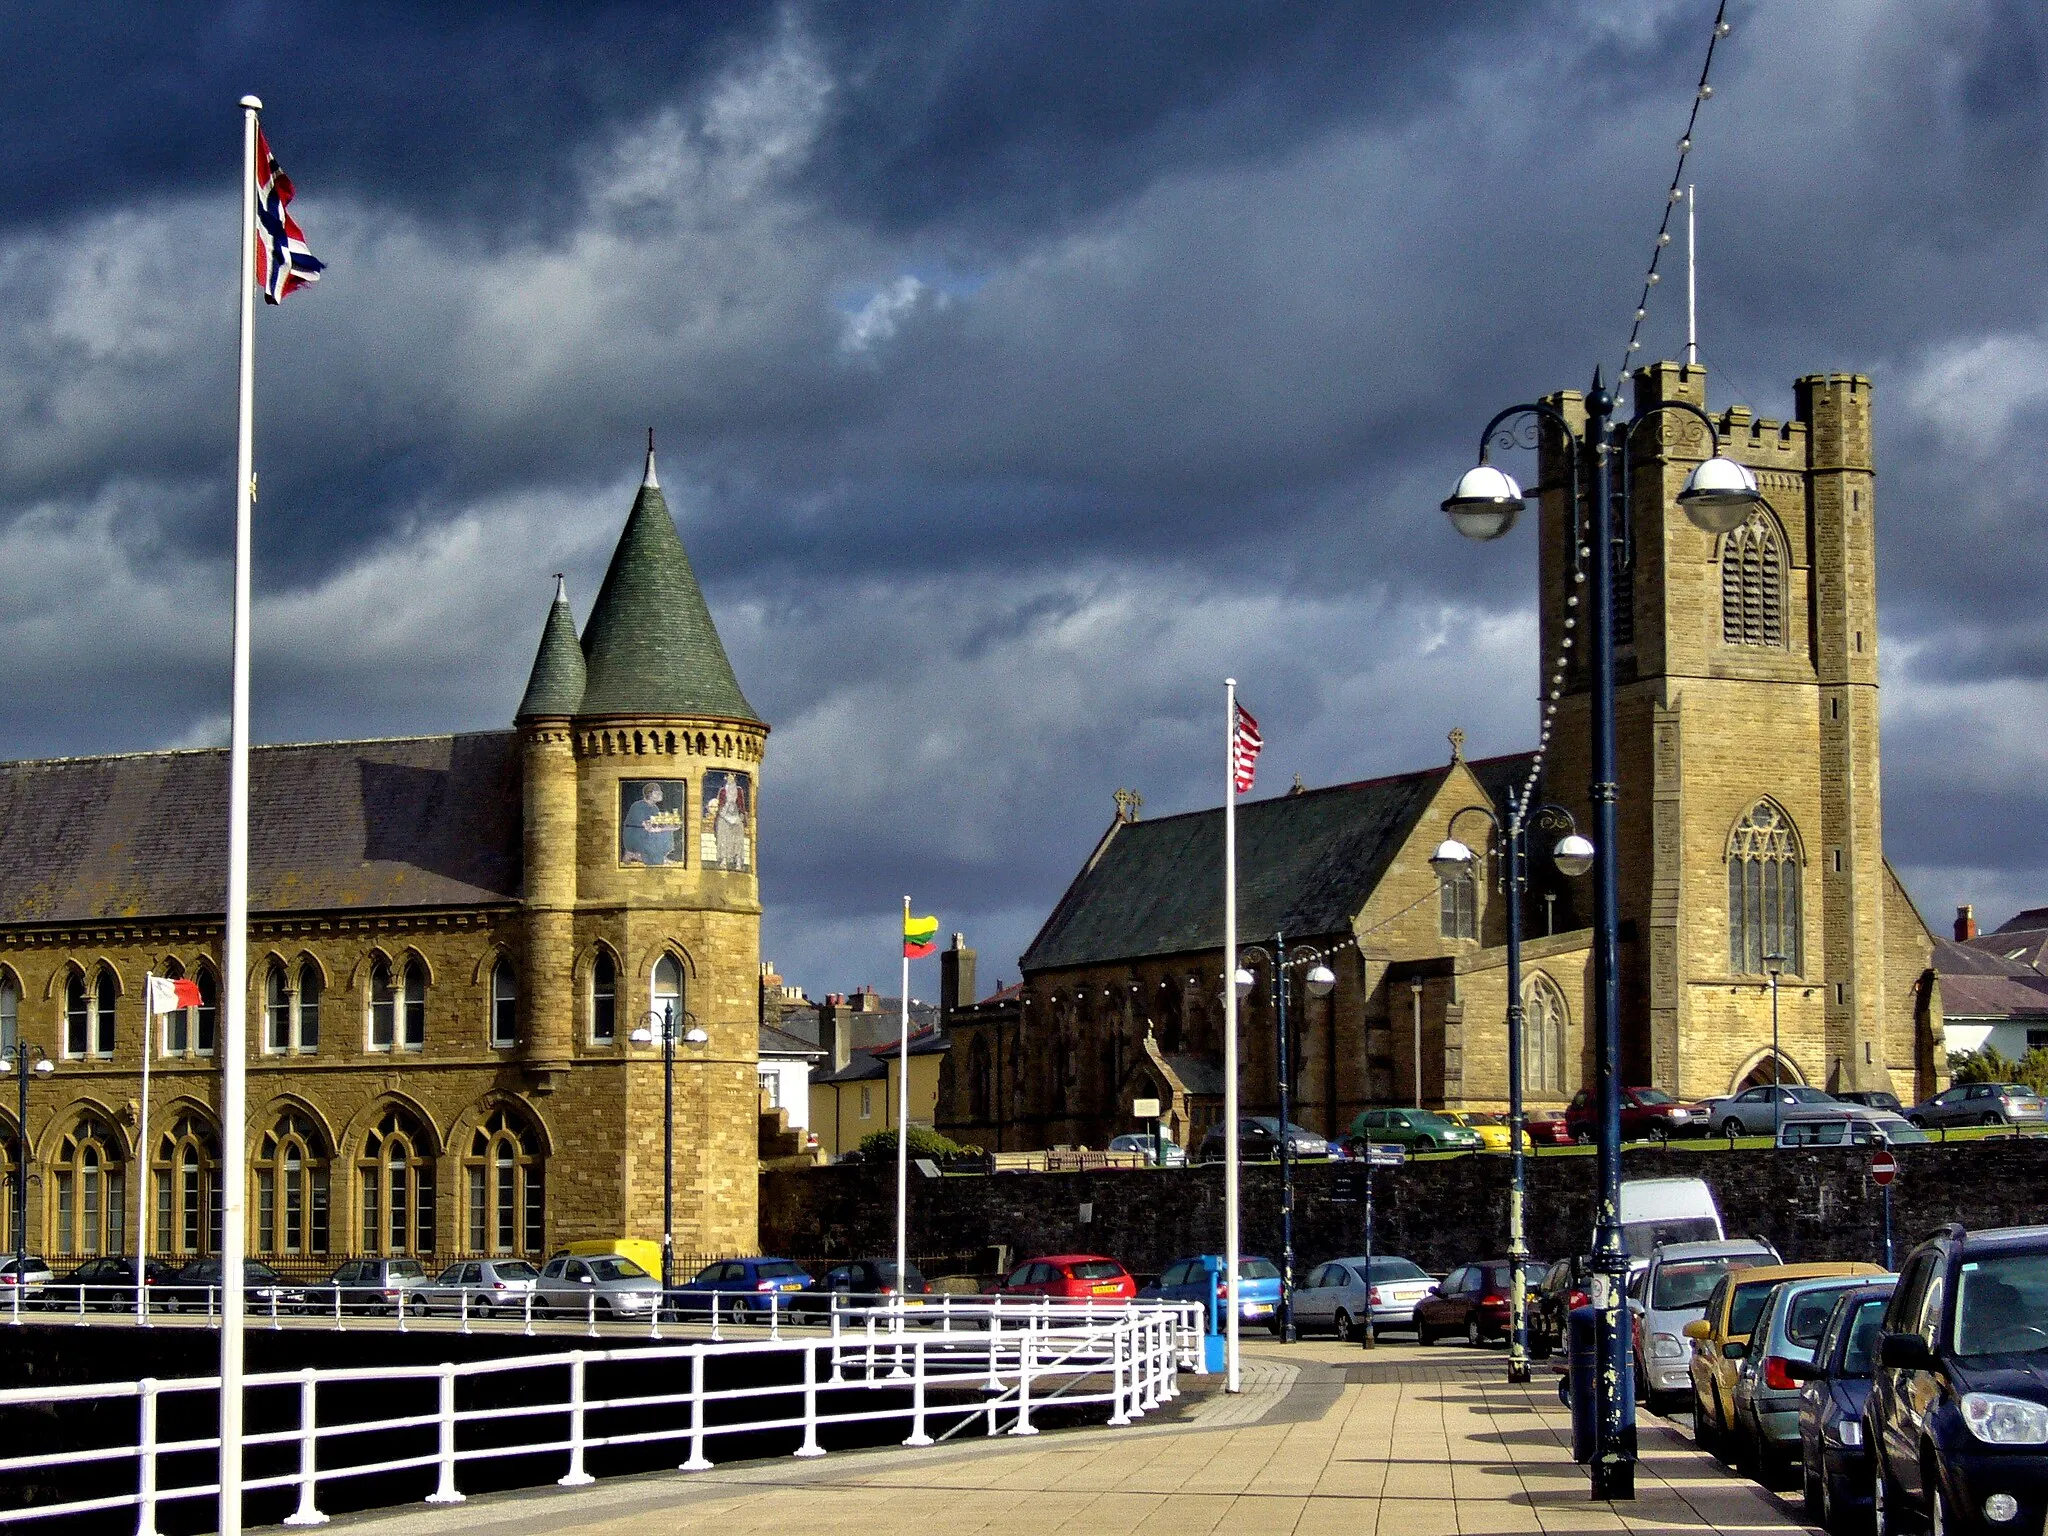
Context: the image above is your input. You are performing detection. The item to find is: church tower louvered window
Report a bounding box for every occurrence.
[1721,512,1785,647]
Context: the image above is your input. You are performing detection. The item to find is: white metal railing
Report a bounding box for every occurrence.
[0,1298,1202,1530]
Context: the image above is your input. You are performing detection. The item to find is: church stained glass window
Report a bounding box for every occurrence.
[1728,801,1803,975]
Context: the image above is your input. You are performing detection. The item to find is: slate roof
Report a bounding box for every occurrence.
[1934,932,2048,1021]
[813,1050,888,1085]
[1941,972,2048,1020]
[0,733,523,924]
[1933,937,2036,978]
[1161,1053,1225,1097]
[1021,753,1533,972]
[515,578,587,720]
[577,455,760,724]
[759,1021,826,1058]
[1969,909,2048,969]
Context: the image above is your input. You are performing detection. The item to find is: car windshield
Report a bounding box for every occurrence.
[588,1257,649,1281]
[756,1261,805,1279]
[1368,1257,1430,1282]
[389,1261,426,1278]
[1481,1264,1513,1292]
[1068,1260,1124,1280]
[495,1261,539,1280]
[1623,1217,1721,1257]
[1841,1297,1888,1375]
[1651,1256,1762,1311]
[1785,1285,1859,1347]
[1633,1089,1677,1106]
[1954,1252,2048,1356]
[1872,1117,1929,1144]
[1239,1259,1281,1280]
[1728,1278,1780,1337]
[2004,1085,2040,1099]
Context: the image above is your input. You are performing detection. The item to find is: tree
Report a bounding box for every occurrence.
[1948,1045,2017,1085]
[858,1125,971,1162]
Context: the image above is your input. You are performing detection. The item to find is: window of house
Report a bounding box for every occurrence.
[490,961,517,1049]
[196,967,217,1055]
[1727,800,1804,975]
[55,1114,125,1257]
[591,951,616,1043]
[265,962,293,1052]
[64,972,89,1058]
[652,953,683,1029]
[759,1067,781,1109]
[859,1084,873,1119]
[154,1114,221,1258]
[360,1108,435,1255]
[402,961,427,1049]
[464,1107,543,1255]
[369,958,396,1050]
[89,968,119,1057]
[0,972,16,1056]
[1522,973,1569,1096]
[1439,869,1477,940]
[254,1113,329,1258]
[298,962,321,1050]
[1721,511,1786,648]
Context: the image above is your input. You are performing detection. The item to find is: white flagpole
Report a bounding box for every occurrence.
[136,974,153,1321]
[896,896,911,1308]
[1686,183,1698,367]
[221,93,261,1536]
[1223,680,1241,1393]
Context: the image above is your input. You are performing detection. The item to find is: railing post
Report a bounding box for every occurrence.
[1107,1322,1130,1426]
[709,1291,722,1342]
[283,1367,327,1525]
[768,1291,781,1340]
[74,1282,86,1323]
[828,1296,844,1383]
[558,1351,595,1486]
[1009,1319,1038,1436]
[396,1286,408,1334]
[584,1290,597,1340]
[680,1346,712,1472]
[458,1290,469,1336]
[425,1365,465,1504]
[793,1343,825,1458]
[522,1290,534,1337]
[269,1289,282,1331]
[983,1308,1003,1394]
[903,1337,933,1447]
[134,1377,160,1536]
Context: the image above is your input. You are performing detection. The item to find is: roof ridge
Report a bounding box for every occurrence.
[0,730,510,770]
[1115,754,1530,830]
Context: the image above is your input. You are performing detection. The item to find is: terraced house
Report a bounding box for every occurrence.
[0,445,768,1271]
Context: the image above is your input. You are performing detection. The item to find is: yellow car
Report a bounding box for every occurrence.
[1684,1260,1884,1462]
[1440,1112,1530,1151]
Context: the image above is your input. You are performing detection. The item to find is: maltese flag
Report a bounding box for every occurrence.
[147,976,203,1015]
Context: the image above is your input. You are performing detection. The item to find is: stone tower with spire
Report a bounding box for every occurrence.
[514,438,768,1258]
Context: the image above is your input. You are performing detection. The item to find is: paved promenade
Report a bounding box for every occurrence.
[337,1340,1813,1536]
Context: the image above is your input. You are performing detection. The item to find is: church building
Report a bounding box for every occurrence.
[935,364,1946,1154]
[0,445,767,1271]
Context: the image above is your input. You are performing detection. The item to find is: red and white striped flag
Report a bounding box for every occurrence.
[1231,702,1263,793]
[147,975,203,1015]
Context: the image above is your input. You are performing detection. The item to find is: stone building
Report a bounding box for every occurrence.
[0,445,769,1271]
[935,363,1945,1153]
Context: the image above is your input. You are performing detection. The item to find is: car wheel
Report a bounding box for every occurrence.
[1574,1129,1594,1146]
[1802,1459,1823,1518]
[1417,1320,1436,1346]
[1908,1116,1927,1130]
[1650,1124,1671,1145]
[1980,1112,2003,1127]
[1415,1136,1435,1151]
[1334,1309,1354,1342]
[1720,1117,1745,1138]
[1695,1397,1722,1456]
[1466,1317,1482,1348]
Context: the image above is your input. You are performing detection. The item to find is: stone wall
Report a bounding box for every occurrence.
[762,1140,2048,1277]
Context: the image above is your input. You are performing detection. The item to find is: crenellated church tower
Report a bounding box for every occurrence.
[513,440,767,1256]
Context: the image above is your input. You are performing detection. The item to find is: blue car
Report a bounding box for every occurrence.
[673,1257,813,1318]
[1141,1254,1285,1336]
[1787,1280,1894,1533]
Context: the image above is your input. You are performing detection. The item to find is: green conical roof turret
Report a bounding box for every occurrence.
[576,440,761,724]
[515,575,587,720]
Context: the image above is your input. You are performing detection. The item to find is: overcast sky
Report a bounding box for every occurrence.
[0,1,2042,999]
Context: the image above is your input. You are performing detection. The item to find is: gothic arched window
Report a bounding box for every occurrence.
[255,1112,329,1257]
[1440,870,1477,940]
[1522,973,1570,1098]
[55,1114,125,1257]
[590,950,617,1043]
[967,1034,992,1122]
[1728,801,1803,975]
[360,1108,436,1255]
[490,960,517,1049]
[153,1113,222,1259]
[464,1107,543,1255]
[0,969,16,1056]
[1721,512,1786,648]
[651,953,684,1027]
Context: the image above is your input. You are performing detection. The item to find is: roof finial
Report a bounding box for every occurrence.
[642,427,659,490]
[552,572,568,605]
[1448,726,1467,763]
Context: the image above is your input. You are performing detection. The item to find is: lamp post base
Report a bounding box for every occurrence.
[1507,1358,1531,1385]
[1590,1458,1635,1501]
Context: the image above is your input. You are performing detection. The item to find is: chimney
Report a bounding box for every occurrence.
[819,996,852,1072]
[1955,904,1978,942]
[941,933,977,1016]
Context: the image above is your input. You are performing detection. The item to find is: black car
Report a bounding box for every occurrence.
[1835,1090,1905,1114]
[1530,1256,1593,1360]
[161,1258,308,1314]
[792,1259,933,1317]
[1788,1280,1895,1534]
[1196,1117,1329,1163]
[1867,1223,2048,1535]
[41,1256,178,1310]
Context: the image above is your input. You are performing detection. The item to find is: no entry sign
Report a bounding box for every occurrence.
[1871,1149,1899,1186]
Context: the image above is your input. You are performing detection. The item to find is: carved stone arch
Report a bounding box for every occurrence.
[250,1094,337,1157]
[633,941,698,981]
[1726,795,1806,862]
[36,1096,132,1164]
[447,1092,556,1159]
[470,942,516,988]
[396,946,436,988]
[346,945,397,993]
[335,1092,445,1162]
[1730,1047,1806,1094]
[42,956,87,1003]
[572,939,624,989]
[292,949,331,989]
[1726,798,1806,976]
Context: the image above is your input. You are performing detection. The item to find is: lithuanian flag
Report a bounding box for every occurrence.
[903,913,940,958]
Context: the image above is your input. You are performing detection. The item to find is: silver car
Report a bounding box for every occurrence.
[1107,1132,1187,1166]
[1703,1084,1839,1137]
[535,1253,662,1318]
[1628,1238,1779,1408]
[1775,1109,1927,1148]
[1906,1080,2047,1129]
[420,1258,542,1316]
[1293,1254,1436,1339]
[1730,1273,1891,1477]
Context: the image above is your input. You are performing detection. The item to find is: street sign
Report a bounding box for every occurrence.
[1871,1149,1898,1186]
[1329,1168,1362,1204]
[1367,1142,1406,1167]
[1131,1097,1160,1119]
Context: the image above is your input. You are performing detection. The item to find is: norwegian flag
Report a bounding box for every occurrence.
[254,130,325,304]
[1231,702,1263,793]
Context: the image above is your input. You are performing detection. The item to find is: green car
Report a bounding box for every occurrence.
[1348,1107,1484,1153]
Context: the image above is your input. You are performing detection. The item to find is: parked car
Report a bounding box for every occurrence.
[672,1257,814,1317]
[792,1259,931,1317]
[1000,1254,1137,1301]
[418,1258,541,1316]
[0,1256,54,1301]
[1414,1258,1541,1347]
[1196,1117,1328,1162]
[1786,1280,1896,1534]
[1701,1084,1840,1138]
[553,1238,667,1281]
[42,1256,176,1311]
[161,1258,308,1315]
[1733,1272,1895,1482]
[1107,1132,1187,1166]
[1525,1112,1575,1146]
[1629,1238,1780,1408]
[1867,1222,2048,1535]
[307,1257,433,1315]
[535,1253,663,1318]
[1292,1255,1435,1340]
[1346,1107,1483,1154]
[1566,1086,1711,1143]
[1777,1109,1929,1148]
[1141,1254,1282,1332]
[1687,1261,1886,1463]
[1906,1081,2048,1131]
[1834,1090,1905,1114]
[1620,1176,1727,1260]
[1532,1256,1594,1360]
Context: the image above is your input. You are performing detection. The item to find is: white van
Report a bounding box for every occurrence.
[1618,1177,1724,1261]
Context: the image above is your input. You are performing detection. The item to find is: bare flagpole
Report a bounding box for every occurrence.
[1686,183,1698,367]
[896,896,911,1308]
[1222,680,1241,1393]
[220,93,261,1536]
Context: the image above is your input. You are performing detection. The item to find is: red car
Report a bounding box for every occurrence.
[1525,1112,1574,1146]
[1563,1086,1709,1144]
[999,1254,1136,1300]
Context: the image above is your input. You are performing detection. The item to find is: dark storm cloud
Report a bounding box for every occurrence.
[0,1,2043,992]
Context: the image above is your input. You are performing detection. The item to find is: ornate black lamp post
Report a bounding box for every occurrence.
[1430,802,1592,1384]
[0,1043,54,1274]
[1440,374,1760,1498]
[630,1007,707,1292]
